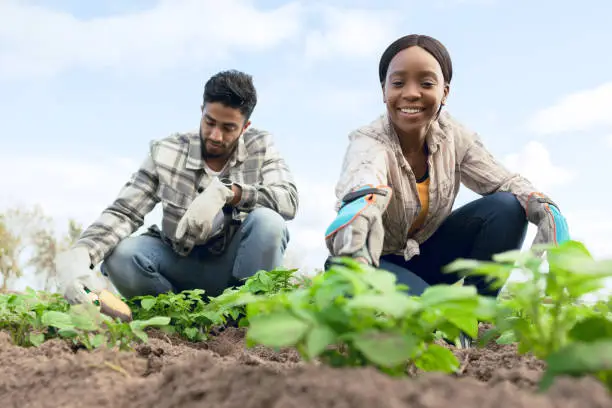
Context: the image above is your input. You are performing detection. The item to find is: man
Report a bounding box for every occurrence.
[54,69,299,313]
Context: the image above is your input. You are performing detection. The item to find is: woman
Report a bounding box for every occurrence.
[324,34,570,298]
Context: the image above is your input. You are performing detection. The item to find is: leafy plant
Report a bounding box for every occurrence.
[241,258,496,376]
[127,289,217,341]
[0,287,70,346]
[126,267,304,341]
[444,240,612,392]
[0,288,170,350]
[41,304,170,350]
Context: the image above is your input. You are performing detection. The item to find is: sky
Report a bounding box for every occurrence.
[0,0,610,294]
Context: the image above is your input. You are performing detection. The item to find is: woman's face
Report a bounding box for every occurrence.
[382,46,449,139]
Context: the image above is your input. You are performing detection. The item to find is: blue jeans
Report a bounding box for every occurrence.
[100,207,290,299]
[379,192,528,297]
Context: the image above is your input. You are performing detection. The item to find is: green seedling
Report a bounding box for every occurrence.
[444,240,612,392]
[241,258,496,376]
[126,267,304,341]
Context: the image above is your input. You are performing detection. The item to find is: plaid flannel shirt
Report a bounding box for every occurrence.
[334,110,542,263]
[75,127,298,266]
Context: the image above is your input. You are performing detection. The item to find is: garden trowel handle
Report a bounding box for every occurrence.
[85,287,133,322]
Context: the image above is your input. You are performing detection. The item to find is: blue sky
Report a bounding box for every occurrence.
[1,0,611,292]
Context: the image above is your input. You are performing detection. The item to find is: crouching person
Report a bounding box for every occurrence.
[54,69,299,316]
[324,35,570,346]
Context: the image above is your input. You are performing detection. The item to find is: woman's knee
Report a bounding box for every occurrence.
[487,192,525,217]
[481,192,528,243]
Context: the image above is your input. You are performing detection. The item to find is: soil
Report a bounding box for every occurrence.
[1,324,610,408]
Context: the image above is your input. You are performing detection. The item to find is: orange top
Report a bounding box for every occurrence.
[408,174,430,235]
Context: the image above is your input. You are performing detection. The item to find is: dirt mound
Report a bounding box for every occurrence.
[1,328,611,408]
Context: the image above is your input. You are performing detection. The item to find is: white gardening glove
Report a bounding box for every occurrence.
[175,177,234,241]
[54,246,101,305]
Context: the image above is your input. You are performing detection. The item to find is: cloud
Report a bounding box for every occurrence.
[503,140,576,190]
[527,82,612,135]
[0,0,304,78]
[0,1,411,79]
[606,134,612,147]
[302,5,401,62]
[0,152,163,237]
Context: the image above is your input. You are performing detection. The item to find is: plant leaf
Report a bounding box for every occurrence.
[442,312,479,339]
[345,293,419,318]
[568,316,612,343]
[492,249,536,264]
[496,330,517,345]
[140,298,156,310]
[359,269,399,293]
[419,285,478,308]
[305,324,337,359]
[41,311,73,331]
[29,332,45,347]
[351,330,418,368]
[539,340,612,391]
[91,333,106,348]
[415,344,460,373]
[246,311,309,348]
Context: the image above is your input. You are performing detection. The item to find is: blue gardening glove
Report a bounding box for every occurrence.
[325,185,392,267]
[526,193,570,252]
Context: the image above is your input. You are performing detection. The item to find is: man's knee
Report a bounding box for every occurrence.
[243,207,290,245]
[100,235,171,299]
[102,236,152,279]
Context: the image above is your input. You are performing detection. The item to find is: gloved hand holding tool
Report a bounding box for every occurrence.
[175,177,235,242]
[54,247,132,322]
[325,184,392,266]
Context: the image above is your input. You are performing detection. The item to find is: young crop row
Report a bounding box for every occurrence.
[1,240,611,392]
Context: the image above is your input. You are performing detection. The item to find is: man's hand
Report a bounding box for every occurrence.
[526,192,570,253]
[54,246,100,305]
[325,185,392,267]
[175,177,235,241]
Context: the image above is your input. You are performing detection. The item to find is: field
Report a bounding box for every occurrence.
[2,241,612,408]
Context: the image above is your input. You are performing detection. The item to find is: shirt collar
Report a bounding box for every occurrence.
[383,112,448,155]
[185,131,248,170]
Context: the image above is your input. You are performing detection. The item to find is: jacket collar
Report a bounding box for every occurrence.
[382,111,448,155]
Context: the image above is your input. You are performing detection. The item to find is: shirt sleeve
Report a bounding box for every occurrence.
[74,148,161,266]
[459,132,538,209]
[232,135,299,221]
[333,130,390,210]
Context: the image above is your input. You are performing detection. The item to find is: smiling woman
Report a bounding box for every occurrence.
[324,34,571,321]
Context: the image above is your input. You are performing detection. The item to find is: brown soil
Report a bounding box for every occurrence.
[1,325,610,408]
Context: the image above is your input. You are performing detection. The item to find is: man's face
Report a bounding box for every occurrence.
[200,102,250,159]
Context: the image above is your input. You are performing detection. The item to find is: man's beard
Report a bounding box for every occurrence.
[200,128,239,159]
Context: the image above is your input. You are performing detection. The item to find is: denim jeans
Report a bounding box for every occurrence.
[379,192,528,297]
[100,207,290,299]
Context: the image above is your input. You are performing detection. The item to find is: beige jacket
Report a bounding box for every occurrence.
[334,110,539,262]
